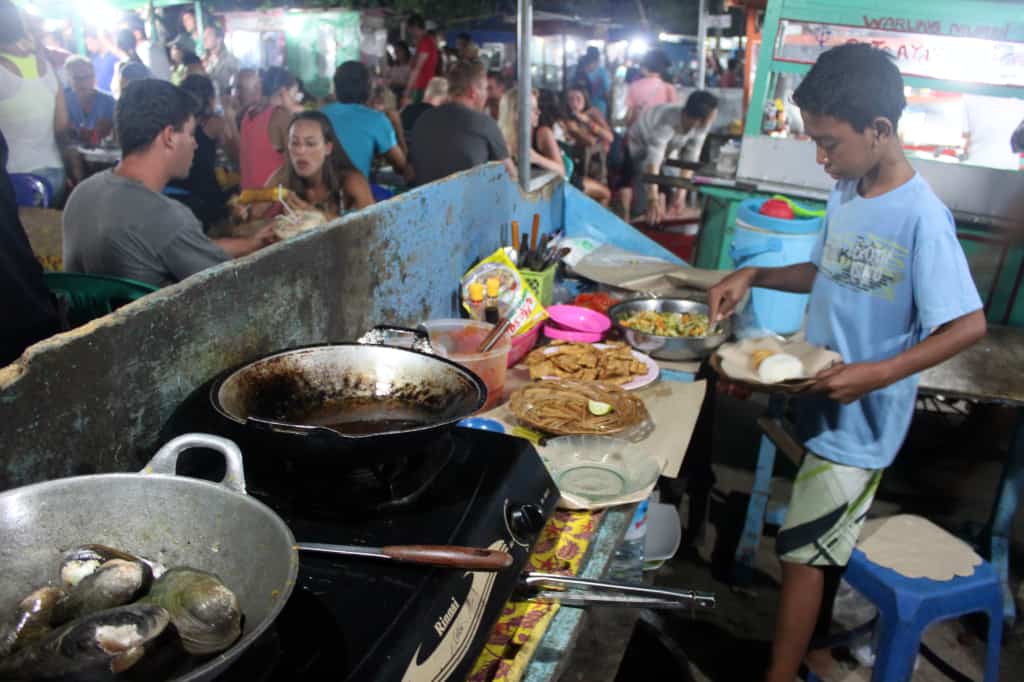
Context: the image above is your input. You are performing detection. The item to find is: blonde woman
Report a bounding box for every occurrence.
[499,87,610,204]
[498,87,565,177]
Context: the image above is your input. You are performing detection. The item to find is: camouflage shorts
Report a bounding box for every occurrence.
[776,451,883,567]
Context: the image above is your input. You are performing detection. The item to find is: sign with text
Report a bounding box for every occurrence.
[707,14,733,30]
[773,19,1024,87]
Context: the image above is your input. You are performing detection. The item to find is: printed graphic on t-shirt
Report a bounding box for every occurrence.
[819,232,907,300]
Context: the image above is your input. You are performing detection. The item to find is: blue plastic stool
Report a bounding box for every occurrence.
[810,528,1002,682]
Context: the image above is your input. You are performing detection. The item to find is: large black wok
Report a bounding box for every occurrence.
[0,434,298,682]
[210,327,487,462]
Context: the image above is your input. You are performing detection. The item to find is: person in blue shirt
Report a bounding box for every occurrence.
[64,56,115,143]
[321,61,412,185]
[708,44,987,682]
[577,47,611,119]
[85,29,116,94]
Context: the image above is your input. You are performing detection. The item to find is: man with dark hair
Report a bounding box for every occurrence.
[321,61,411,182]
[409,60,513,186]
[402,13,439,107]
[624,90,718,224]
[709,43,986,682]
[1,128,61,366]
[485,70,509,120]
[63,79,274,287]
[202,23,238,98]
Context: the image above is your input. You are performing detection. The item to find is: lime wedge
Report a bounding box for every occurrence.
[587,400,614,416]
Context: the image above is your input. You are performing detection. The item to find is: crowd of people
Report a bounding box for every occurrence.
[2,0,724,364]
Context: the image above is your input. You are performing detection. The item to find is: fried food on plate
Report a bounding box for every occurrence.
[525,341,649,385]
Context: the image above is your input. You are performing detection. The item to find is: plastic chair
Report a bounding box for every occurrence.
[9,173,53,207]
[808,519,1002,682]
[44,272,157,328]
[370,183,394,202]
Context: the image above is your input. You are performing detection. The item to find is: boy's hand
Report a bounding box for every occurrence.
[809,361,892,404]
[708,267,756,323]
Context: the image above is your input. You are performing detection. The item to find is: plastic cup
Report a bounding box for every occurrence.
[422,319,511,412]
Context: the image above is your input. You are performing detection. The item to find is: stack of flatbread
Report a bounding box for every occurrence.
[525,341,648,385]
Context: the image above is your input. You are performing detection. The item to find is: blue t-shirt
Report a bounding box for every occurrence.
[588,66,611,117]
[65,88,115,130]
[797,174,982,470]
[91,52,117,94]
[320,102,397,180]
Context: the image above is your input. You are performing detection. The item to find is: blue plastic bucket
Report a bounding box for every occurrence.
[730,198,823,335]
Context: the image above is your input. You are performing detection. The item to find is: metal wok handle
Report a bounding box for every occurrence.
[357,325,435,354]
[142,433,247,495]
[518,572,716,611]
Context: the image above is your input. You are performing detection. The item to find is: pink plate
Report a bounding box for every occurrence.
[546,305,612,334]
[543,324,604,343]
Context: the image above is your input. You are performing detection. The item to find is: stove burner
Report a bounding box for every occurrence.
[248,432,455,517]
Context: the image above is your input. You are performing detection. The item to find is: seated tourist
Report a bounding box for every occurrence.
[243,111,374,222]
[63,79,275,288]
[167,74,236,230]
[64,55,115,143]
[401,76,447,141]
[322,61,412,184]
[409,59,514,186]
[500,88,610,205]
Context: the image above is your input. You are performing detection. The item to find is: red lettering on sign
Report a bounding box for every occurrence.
[861,15,942,35]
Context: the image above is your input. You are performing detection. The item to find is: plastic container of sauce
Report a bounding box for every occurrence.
[422,319,511,412]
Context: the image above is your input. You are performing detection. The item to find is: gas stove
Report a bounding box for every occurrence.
[163,386,559,681]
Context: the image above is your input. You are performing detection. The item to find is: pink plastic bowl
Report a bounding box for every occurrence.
[508,324,541,367]
[546,304,612,334]
[543,324,604,344]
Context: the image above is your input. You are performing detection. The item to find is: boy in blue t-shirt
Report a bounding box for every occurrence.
[709,44,987,682]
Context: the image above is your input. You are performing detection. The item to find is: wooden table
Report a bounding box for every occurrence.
[917,325,1024,625]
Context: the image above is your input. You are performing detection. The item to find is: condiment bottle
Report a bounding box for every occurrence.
[468,282,485,321]
[484,278,501,324]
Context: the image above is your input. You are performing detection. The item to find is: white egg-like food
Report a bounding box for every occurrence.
[757,353,805,383]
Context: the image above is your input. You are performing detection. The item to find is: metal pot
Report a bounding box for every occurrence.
[0,434,298,682]
[608,298,732,361]
[210,327,487,458]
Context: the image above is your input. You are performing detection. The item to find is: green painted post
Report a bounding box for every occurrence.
[194,0,203,56]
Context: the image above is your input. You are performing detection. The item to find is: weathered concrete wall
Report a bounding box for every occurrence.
[0,164,564,490]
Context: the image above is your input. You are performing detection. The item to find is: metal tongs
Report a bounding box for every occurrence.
[518,573,716,612]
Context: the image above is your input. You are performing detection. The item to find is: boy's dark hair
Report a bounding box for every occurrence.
[457,32,472,43]
[793,43,906,131]
[683,90,718,121]
[407,13,425,30]
[642,49,670,76]
[117,79,198,156]
[116,28,137,54]
[261,66,296,98]
[333,61,370,104]
[180,74,215,116]
[182,51,201,66]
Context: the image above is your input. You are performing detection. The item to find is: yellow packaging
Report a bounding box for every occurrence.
[461,249,547,336]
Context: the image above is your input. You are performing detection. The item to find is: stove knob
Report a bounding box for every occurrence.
[507,503,546,540]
